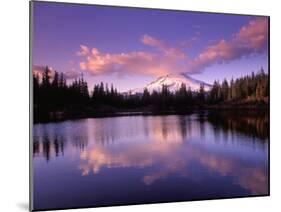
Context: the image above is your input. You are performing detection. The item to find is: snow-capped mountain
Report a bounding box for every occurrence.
[129,74,212,94]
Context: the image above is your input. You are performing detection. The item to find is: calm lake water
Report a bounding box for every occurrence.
[33,111,269,210]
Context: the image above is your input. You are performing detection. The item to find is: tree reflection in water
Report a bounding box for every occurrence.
[206,110,269,141]
[33,111,269,205]
[33,111,268,161]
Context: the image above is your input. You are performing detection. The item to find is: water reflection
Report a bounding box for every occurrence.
[207,110,269,141]
[33,135,65,161]
[33,111,269,208]
[34,111,268,161]
[78,138,267,194]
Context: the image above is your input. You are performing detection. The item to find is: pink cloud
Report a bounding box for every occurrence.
[188,18,268,73]
[76,45,90,56]
[32,65,55,81]
[64,69,81,79]
[141,34,187,58]
[78,39,189,76]
[32,65,80,81]
[77,18,268,77]
[235,18,268,51]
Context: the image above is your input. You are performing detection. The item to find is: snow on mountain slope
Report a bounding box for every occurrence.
[129,74,212,94]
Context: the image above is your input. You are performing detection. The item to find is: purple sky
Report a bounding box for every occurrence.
[32,1,269,92]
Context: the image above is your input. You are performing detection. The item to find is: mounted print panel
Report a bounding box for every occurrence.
[30,1,269,211]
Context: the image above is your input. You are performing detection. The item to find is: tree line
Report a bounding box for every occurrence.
[209,68,268,104]
[34,110,268,161]
[33,66,268,122]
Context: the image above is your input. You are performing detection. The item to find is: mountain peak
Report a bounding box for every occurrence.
[130,74,212,94]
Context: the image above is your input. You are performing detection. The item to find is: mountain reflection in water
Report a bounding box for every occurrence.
[33,110,269,209]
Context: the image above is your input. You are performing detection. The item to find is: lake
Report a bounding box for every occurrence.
[32,110,269,210]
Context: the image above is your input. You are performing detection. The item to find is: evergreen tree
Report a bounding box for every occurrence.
[198,83,205,104]
[221,79,229,101]
[33,65,268,122]
[142,88,150,106]
[42,66,51,88]
[52,71,59,88]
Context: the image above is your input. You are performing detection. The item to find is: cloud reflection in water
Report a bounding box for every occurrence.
[77,114,268,195]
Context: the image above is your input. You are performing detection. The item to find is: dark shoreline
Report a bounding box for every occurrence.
[33,105,268,124]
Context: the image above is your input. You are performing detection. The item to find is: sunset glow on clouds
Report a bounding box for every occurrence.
[189,18,268,73]
[78,141,267,194]
[32,65,80,80]
[77,18,268,77]
[33,2,269,90]
[141,34,187,59]
[77,35,189,77]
